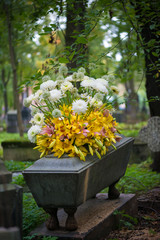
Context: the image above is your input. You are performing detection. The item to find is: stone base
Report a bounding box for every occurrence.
[31,193,137,240]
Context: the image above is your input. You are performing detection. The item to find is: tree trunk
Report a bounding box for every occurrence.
[134,0,160,172]
[65,0,88,75]
[134,0,160,116]
[4,3,24,137]
[1,68,9,115]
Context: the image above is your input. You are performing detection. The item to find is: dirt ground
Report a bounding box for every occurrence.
[103,188,160,240]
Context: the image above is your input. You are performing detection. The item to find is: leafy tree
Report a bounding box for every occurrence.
[119,0,160,172]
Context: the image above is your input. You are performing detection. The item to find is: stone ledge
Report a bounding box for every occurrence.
[31,193,137,240]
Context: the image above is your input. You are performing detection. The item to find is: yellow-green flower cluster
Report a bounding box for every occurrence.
[35,104,121,161]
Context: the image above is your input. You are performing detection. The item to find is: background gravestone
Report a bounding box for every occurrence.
[0,160,22,239]
[139,117,160,172]
[7,110,18,133]
[139,117,160,152]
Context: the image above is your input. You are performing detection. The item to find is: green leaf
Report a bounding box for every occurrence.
[150,24,156,30]
[152,52,158,57]
[59,57,69,63]
[69,51,75,60]
[43,26,52,32]
[76,36,87,44]
[33,86,40,91]
[50,24,57,29]
[88,35,97,42]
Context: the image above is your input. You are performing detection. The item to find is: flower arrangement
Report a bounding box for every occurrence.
[24,65,122,161]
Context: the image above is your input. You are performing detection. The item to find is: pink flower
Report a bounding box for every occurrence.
[103,109,109,117]
[77,123,90,137]
[41,125,55,137]
[60,134,69,141]
[100,127,107,136]
[111,127,116,133]
[115,135,122,142]
[94,127,106,137]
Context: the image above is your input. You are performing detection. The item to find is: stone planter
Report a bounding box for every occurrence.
[23,136,134,231]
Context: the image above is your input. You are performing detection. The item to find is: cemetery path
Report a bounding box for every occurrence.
[103,187,160,240]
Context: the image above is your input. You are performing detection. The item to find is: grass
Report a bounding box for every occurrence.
[118,121,147,137]
[23,193,49,237]
[4,160,33,172]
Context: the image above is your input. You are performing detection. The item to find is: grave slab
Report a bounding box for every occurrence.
[31,193,137,240]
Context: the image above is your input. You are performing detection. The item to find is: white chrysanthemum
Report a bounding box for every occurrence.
[81,93,88,99]
[23,94,35,107]
[107,75,115,82]
[34,90,43,100]
[88,63,96,70]
[33,113,44,125]
[52,109,62,118]
[28,125,42,143]
[59,65,68,75]
[72,99,88,114]
[84,75,90,80]
[49,89,62,102]
[77,72,84,81]
[65,75,73,82]
[92,82,108,93]
[40,80,57,91]
[70,87,78,94]
[61,81,73,92]
[94,93,104,101]
[78,67,86,74]
[42,91,50,99]
[23,98,30,108]
[96,78,109,87]
[72,72,78,80]
[29,119,35,125]
[30,106,40,117]
[81,79,95,88]
[90,98,103,108]
[85,96,93,104]
[102,75,109,81]
[81,94,92,102]
[42,75,51,82]
[57,75,64,81]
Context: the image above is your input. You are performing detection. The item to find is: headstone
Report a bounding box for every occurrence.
[7,110,18,133]
[139,117,160,152]
[21,107,31,132]
[0,160,23,239]
[0,160,12,184]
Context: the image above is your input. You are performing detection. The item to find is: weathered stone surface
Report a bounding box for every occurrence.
[31,193,137,240]
[129,138,151,163]
[0,184,23,239]
[0,160,12,184]
[2,142,40,161]
[7,110,18,133]
[139,117,160,152]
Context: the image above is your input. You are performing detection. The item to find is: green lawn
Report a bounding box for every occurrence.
[118,121,147,137]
